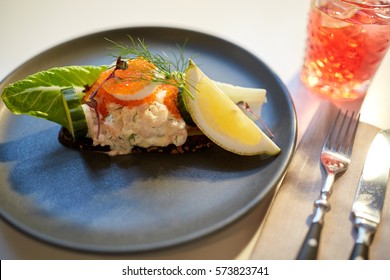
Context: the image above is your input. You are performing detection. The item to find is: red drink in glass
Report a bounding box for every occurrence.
[301,0,390,101]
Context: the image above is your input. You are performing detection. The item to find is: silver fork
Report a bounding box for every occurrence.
[296,109,360,260]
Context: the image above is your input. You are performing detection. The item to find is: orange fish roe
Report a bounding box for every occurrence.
[160,84,181,119]
[83,58,182,118]
[103,58,156,95]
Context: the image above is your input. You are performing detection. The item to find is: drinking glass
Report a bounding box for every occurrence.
[301,0,390,101]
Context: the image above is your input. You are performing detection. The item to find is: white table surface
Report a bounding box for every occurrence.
[1,0,389,259]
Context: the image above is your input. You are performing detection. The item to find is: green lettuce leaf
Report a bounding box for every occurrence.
[1,65,107,128]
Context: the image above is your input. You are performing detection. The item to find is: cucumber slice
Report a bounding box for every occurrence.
[61,87,88,140]
[178,88,196,126]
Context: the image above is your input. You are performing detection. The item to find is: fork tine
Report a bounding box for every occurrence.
[340,111,354,153]
[323,109,359,156]
[339,111,360,156]
[345,113,360,157]
[332,110,348,152]
[323,109,341,151]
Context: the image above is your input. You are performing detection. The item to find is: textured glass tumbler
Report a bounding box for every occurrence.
[301,0,390,101]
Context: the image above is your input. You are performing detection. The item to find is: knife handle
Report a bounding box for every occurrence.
[350,243,369,260]
[350,222,375,260]
[296,222,322,260]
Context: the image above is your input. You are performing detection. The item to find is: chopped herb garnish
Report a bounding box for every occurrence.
[106,36,194,99]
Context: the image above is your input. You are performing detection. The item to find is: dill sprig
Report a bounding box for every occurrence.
[105,36,191,97]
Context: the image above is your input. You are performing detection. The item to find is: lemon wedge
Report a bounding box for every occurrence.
[183,60,281,156]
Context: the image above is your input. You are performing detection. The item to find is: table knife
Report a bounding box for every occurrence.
[350,129,390,260]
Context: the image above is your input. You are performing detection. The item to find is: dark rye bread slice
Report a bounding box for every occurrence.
[58,127,213,154]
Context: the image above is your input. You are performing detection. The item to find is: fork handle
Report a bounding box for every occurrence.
[296,222,322,260]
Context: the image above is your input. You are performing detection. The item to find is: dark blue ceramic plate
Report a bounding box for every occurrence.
[0,27,296,252]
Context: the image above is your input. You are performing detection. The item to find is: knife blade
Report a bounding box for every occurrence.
[350,129,390,260]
